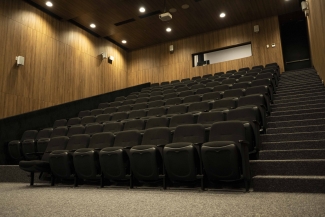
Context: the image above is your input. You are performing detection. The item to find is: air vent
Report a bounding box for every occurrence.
[139,10,162,19]
[114,18,136,26]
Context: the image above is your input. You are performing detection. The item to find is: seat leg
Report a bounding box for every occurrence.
[129,173,134,189]
[244,179,250,193]
[100,173,104,188]
[30,172,34,186]
[200,177,205,191]
[50,174,55,186]
[74,175,78,187]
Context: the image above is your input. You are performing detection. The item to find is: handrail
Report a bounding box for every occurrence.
[286,58,310,64]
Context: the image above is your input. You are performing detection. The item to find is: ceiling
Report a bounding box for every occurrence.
[26,0,301,51]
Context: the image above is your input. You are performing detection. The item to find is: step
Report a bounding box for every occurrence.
[280,76,320,82]
[261,139,325,151]
[274,91,325,101]
[271,103,325,112]
[277,84,324,93]
[267,112,325,122]
[252,175,325,193]
[267,118,325,128]
[271,99,325,109]
[261,131,325,142]
[271,107,325,117]
[274,89,325,98]
[273,95,325,104]
[278,82,322,89]
[259,149,325,160]
[250,159,325,176]
[279,77,321,84]
[267,124,325,134]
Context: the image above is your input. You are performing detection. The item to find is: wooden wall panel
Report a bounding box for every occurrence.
[127,16,285,87]
[307,0,325,81]
[0,0,128,119]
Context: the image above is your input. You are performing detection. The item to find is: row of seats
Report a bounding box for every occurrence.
[9,105,263,161]
[19,121,252,190]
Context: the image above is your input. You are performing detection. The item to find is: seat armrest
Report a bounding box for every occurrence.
[25,152,44,156]
[123,146,132,149]
[156,144,166,148]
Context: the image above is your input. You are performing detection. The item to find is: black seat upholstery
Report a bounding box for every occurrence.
[123,119,146,131]
[211,97,238,111]
[132,103,148,111]
[96,114,111,123]
[110,112,128,122]
[51,126,68,138]
[169,114,195,131]
[103,122,123,133]
[98,103,109,109]
[67,125,85,137]
[197,111,224,128]
[53,119,67,128]
[78,110,91,118]
[8,130,38,161]
[128,110,147,119]
[84,123,103,136]
[213,84,232,92]
[145,117,169,129]
[67,117,81,126]
[183,95,201,104]
[202,92,222,102]
[81,116,96,125]
[148,100,165,108]
[91,109,104,116]
[103,107,117,114]
[118,105,132,112]
[232,82,251,89]
[115,96,126,102]
[223,88,245,98]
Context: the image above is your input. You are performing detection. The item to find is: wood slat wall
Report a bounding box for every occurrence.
[307,0,325,81]
[0,0,128,119]
[127,16,285,87]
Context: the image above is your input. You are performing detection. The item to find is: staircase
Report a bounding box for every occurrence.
[251,69,325,193]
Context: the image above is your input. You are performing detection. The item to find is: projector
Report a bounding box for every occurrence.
[159,12,172,21]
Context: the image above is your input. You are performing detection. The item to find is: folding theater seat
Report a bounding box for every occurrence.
[126,95,138,100]
[130,127,172,188]
[187,101,210,114]
[118,105,132,112]
[115,96,126,102]
[90,109,104,116]
[206,81,221,88]
[222,78,237,85]
[214,72,224,76]
[191,84,205,90]
[238,67,250,72]
[232,82,251,89]
[145,117,169,129]
[199,80,212,85]
[196,87,212,95]
[84,123,103,136]
[144,107,166,119]
[177,87,190,92]
[123,119,146,131]
[183,95,201,105]
[150,91,162,97]
[132,103,148,111]
[214,77,228,82]
[148,100,165,108]
[96,114,111,123]
[98,103,109,109]
[211,98,238,111]
[238,76,255,82]
[165,104,187,117]
[226,70,237,74]
[162,86,174,91]
[246,72,259,77]
[230,74,243,80]
[197,111,224,129]
[246,85,273,103]
[8,130,38,161]
[21,129,53,160]
[138,93,150,99]
[149,96,164,102]
[19,136,69,186]
[129,92,140,96]
[53,119,67,128]
[67,125,85,137]
[135,97,149,104]
[251,78,275,94]
[161,81,170,86]
[201,121,251,191]
[49,134,90,186]
[78,110,91,118]
[163,89,175,95]
[171,80,180,84]
[179,90,194,98]
[128,110,147,120]
[73,132,115,184]
[252,65,264,70]
[181,78,190,82]
[257,72,277,87]
[225,107,262,154]
[221,73,233,78]
[265,62,279,68]
[261,68,279,82]
[213,84,232,92]
[109,112,128,122]
[81,116,96,125]
[163,124,206,189]
[223,88,245,98]
[122,99,136,105]
[169,114,196,131]
[103,122,123,133]
[109,101,123,107]
[202,74,212,78]
[165,97,182,106]
[99,130,142,188]
[151,83,160,87]
[66,117,81,127]
[235,71,247,76]
[164,93,179,100]
[103,107,116,114]
[202,92,222,102]
[51,126,68,138]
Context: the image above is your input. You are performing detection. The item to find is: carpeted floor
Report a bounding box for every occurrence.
[0,183,324,217]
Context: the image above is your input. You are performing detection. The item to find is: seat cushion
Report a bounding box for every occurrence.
[19,160,50,173]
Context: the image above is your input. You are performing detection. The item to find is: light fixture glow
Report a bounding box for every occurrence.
[122,40,127,44]
[220,12,226,18]
[139,7,145,13]
[90,23,96,28]
[46,1,53,7]
[166,28,172,32]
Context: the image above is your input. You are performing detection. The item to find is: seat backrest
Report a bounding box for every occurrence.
[214,72,224,76]
[84,123,103,135]
[36,129,53,140]
[221,73,233,77]
[164,92,178,100]
[123,119,145,131]
[109,101,122,107]
[256,73,273,80]
[202,92,222,101]
[135,97,149,104]
[238,76,255,82]
[183,95,201,104]
[238,94,269,113]
[226,69,237,74]
[165,97,182,106]
[118,105,132,112]
[122,99,135,105]
[149,96,164,102]
[181,78,190,82]
[113,130,142,147]
[161,81,170,86]
[81,116,96,125]
[150,91,162,97]
[132,103,148,110]
[138,93,150,99]
[213,84,231,92]
[163,89,175,95]
[252,65,264,70]
[110,112,128,121]
[151,83,159,87]
[90,109,104,116]
[223,88,245,98]
[21,130,38,141]
[88,132,115,149]
[196,87,212,95]
[66,134,90,150]
[67,125,85,137]
[126,95,138,100]
[206,81,220,88]
[222,78,237,85]
[115,96,126,102]
[51,126,68,138]
[128,110,147,119]
[213,98,238,110]
[209,121,252,143]
[167,104,187,115]
[197,111,224,125]
[103,107,116,114]
[232,82,251,89]
[53,119,67,128]
[147,107,166,117]
[191,84,205,90]
[178,90,194,98]
[145,117,169,129]
[98,103,109,109]
[148,100,165,108]
[202,74,212,78]
[251,78,272,87]
[230,74,242,79]
[169,114,195,128]
[177,87,190,92]
[96,114,111,123]
[246,86,269,96]
[171,80,180,84]
[41,136,69,161]
[103,122,123,133]
[142,127,171,145]
[78,110,91,118]
[172,124,206,143]
[192,76,201,80]
[238,67,250,72]
[188,101,210,113]
[226,106,261,123]
[67,117,81,126]
[199,80,212,85]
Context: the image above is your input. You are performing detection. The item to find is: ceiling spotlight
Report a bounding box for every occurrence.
[90,23,96,28]
[139,7,145,13]
[220,13,226,18]
[122,40,127,44]
[45,1,53,7]
[166,28,172,32]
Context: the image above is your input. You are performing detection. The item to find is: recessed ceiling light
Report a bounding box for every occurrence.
[90,23,96,28]
[122,40,127,44]
[139,7,145,13]
[169,8,177,13]
[181,4,189,9]
[166,28,172,32]
[220,12,226,18]
[45,1,53,7]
